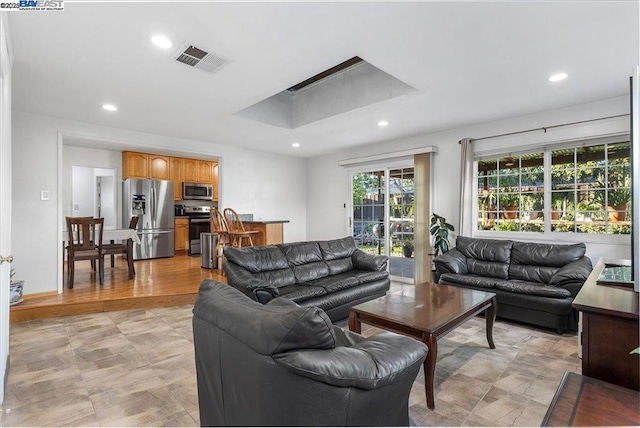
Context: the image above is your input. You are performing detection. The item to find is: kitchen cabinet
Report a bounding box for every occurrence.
[175,218,189,251]
[213,163,219,201]
[170,157,184,200]
[149,154,171,180]
[197,160,213,183]
[183,158,198,183]
[123,152,218,202]
[122,151,148,179]
[242,221,288,246]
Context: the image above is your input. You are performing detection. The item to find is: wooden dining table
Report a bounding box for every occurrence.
[62,228,141,279]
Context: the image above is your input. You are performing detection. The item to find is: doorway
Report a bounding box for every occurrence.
[350,166,415,282]
[71,166,117,229]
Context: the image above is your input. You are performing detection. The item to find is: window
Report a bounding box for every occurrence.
[476,138,631,235]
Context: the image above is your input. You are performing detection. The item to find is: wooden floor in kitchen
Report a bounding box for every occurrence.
[10,251,226,322]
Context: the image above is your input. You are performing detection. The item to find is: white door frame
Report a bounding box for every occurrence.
[347,160,415,282]
[0,11,13,405]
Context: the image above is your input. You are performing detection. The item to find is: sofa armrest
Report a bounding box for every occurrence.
[433,248,468,282]
[352,249,388,271]
[273,332,426,390]
[549,257,593,295]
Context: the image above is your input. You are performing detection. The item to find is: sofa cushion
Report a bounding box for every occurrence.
[511,242,586,268]
[493,280,572,299]
[326,258,354,275]
[467,259,509,280]
[224,245,289,273]
[278,241,324,265]
[194,280,336,355]
[276,285,328,302]
[291,262,330,283]
[305,273,360,293]
[319,237,358,260]
[439,273,499,288]
[508,264,558,285]
[254,268,297,288]
[456,236,513,263]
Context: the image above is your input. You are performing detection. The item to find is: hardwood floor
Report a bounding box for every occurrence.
[10,251,226,322]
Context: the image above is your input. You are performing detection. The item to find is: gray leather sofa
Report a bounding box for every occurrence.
[434,236,592,333]
[223,236,390,321]
[193,280,427,426]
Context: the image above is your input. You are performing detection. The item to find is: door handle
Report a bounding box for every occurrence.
[0,255,13,264]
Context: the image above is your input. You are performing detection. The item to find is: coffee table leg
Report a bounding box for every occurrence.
[486,296,497,349]
[422,333,437,410]
[348,311,361,334]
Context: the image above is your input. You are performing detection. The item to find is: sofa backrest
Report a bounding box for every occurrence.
[456,236,513,279]
[224,245,298,288]
[225,237,359,286]
[194,280,337,355]
[277,241,330,283]
[509,241,586,283]
[319,236,357,275]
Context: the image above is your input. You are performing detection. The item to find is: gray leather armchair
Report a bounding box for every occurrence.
[193,280,427,426]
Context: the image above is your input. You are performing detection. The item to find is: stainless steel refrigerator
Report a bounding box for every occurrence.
[123,178,175,260]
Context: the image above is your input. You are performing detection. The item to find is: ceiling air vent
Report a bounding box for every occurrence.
[173,43,229,74]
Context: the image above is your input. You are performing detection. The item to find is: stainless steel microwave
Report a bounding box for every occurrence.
[183,182,213,200]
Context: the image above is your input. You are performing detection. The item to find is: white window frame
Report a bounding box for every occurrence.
[473,134,631,246]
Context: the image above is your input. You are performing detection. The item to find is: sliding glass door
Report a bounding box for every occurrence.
[351,166,415,282]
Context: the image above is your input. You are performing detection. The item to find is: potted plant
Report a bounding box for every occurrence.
[500,193,519,220]
[430,214,455,257]
[606,187,631,222]
[10,268,24,306]
[402,241,414,258]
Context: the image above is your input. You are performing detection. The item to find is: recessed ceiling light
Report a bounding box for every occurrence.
[151,35,173,49]
[292,142,300,148]
[548,73,568,82]
[102,104,117,112]
[378,120,389,127]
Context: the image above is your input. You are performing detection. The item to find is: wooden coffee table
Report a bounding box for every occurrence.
[348,281,497,410]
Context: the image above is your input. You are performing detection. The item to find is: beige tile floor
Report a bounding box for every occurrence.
[0,289,580,427]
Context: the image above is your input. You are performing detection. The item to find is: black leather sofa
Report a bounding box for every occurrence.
[223,236,390,321]
[434,236,592,333]
[193,280,427,426]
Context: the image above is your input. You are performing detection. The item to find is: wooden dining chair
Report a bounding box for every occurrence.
[223,208,260,248]
[103,216,139,279]
[65,216,105,289]
[210,208,231,273]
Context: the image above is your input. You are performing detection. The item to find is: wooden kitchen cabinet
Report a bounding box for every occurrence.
[183,158,198,183]
[197,160,213,183]
[170,157,184,200]
[149,154,171,180]
[122,151,149,179]
[213,162,219,201]
[123,151,218,202]
[175,218,189,251]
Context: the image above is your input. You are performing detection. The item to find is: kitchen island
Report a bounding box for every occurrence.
[242,220,289,246]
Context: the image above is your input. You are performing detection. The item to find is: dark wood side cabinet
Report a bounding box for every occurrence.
[572,259,639,391]
[542,372,640,426]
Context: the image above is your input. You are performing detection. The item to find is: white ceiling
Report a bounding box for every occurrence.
[8,1,639,158]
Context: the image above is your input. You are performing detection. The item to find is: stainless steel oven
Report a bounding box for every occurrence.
[185,206,211,255]
[183,182,213,200]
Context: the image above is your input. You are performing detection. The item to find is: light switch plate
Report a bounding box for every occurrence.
[40,190,49,201]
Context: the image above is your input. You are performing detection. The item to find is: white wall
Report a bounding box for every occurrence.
[307,96,632,264]
[12,111,307,295]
